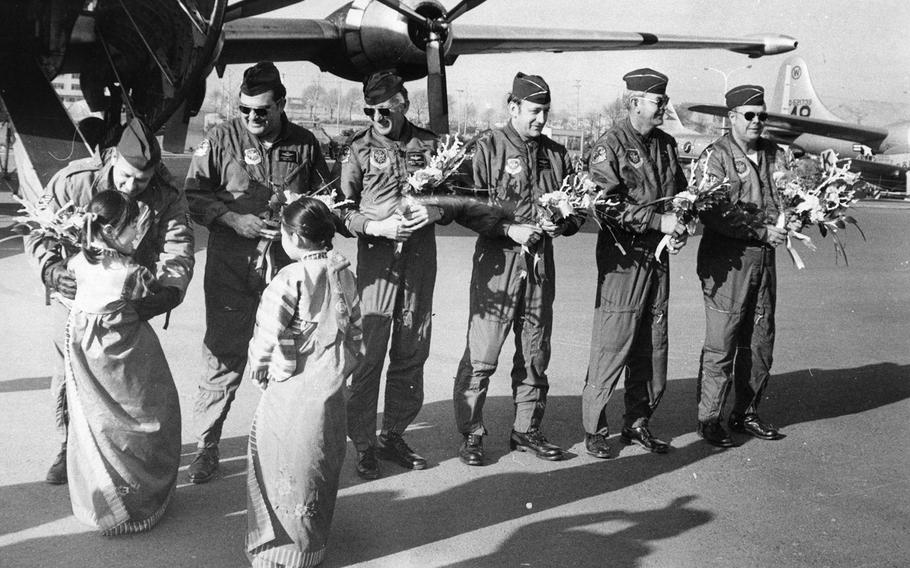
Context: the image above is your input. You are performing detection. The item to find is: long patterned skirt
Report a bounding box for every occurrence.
[64,306,181,535]
[246,345,348,568]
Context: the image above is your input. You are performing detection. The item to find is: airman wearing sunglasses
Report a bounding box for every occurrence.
[183,61,331,484]
[691,84,796,448]
[337,71,503,480]
[581,68,688,460]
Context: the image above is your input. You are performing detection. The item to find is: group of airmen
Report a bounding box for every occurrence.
[32,59,794,488]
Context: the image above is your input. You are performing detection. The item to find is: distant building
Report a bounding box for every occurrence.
[544,127,585,160]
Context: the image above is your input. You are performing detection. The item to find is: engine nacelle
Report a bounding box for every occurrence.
[320,0,453,82]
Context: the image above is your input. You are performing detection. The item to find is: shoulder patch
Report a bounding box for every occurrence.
[244,148,262,165]
[369,147,390,169]
[591,145,607,165]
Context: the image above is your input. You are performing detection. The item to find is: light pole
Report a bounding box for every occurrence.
[574,80,581,128]
[456,88,465,134]
[704,64,752,128]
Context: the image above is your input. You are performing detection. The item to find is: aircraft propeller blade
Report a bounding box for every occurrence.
[445,0,487,23]
[225,0,302,23]
[425,35,450,135]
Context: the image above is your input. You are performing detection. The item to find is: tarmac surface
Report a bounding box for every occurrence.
[1,176,909,568]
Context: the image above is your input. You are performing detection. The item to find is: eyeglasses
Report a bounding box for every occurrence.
[634,95,669,109]
[363,107,394,119]
[238,105,271,118]
[735,111,769,122]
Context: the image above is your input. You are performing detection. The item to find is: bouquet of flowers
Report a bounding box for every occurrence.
[653,150,730,261]
[0,194,87,255]
[774,149,864,267]
[405,134,472,196]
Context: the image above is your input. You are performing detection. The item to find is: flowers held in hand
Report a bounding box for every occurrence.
[406,134,471,195]
[2,194,87,255]
[774,149,864,266]
[538,170,623,224]
[653,150,730,260]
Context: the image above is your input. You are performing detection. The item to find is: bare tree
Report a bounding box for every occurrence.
[302,83,326,121]
[409,89,428,125]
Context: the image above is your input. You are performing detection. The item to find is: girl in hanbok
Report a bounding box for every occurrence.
[63,190,181,535]
[245,197,363,568]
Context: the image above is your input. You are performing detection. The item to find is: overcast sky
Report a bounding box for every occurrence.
[233,0,910,120]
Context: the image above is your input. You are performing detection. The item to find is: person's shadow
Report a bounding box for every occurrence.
[0,362,907,568]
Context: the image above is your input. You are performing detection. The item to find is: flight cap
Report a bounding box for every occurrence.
[511,72,551,105]
[363,71,407,105]
[241,62,284,97]
[622,68,669,95]
[117,117,160,170]
[726,84,765,109]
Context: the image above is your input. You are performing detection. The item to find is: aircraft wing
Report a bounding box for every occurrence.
[687,104,890,145]
[449,27,797,58]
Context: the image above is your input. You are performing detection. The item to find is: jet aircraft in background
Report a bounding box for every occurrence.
[688,55,909,194]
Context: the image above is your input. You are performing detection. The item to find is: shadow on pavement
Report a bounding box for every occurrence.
[441,496,713,568]
[1,362,907,568]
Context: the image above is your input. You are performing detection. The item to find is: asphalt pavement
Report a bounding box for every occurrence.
[1,183,908,568]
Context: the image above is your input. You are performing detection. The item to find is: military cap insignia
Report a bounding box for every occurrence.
[505,157,522,175]
[591,145,607,165]
[244,148,262,165]
[626,148,642,167]
[194,138,210,157]
[369,147,389,169]
[734,159,748,176]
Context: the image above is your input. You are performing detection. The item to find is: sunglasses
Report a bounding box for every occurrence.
[635,95,669,109]
[363,107,395,119]
[238,105,271,118]
[736,111,769,122]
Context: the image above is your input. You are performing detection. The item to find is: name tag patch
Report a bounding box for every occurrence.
[406,151,427,169]
[278,149,299,163]
[536,155,552,171]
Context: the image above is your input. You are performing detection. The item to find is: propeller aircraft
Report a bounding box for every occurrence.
[0,0,799,192]
[687,56,909,194]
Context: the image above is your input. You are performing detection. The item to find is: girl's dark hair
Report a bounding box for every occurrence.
[82,190,140,263]
[282,197,335,250]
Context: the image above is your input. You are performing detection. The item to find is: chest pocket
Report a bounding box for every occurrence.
[492,155,526,203]
[405,150,428,173]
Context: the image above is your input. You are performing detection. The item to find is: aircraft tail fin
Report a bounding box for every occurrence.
[771,56,843,122]
[662,101,698,135]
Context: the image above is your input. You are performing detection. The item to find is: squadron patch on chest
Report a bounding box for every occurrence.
[734,159,749,176]
[194,138,210,157]
[278,149,300,163]
[591,145,607,165]
[244,148,262,165]
[406,151,427,169]
[626,148,642,168]
[369,147,390,169]
[505,157,522,175]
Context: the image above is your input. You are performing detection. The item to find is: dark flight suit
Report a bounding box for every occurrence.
[26,149,195,445]
[338,121,502,451]
[582,118,687,434]
[453,123,584,436]
[185,115,330,450]
[693,134,785,423]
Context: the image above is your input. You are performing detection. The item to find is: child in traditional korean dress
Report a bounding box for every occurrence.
[245,197,363,568]
[63,190,181,535]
